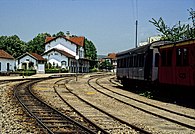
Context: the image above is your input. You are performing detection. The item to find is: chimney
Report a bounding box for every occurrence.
[66,31,70,39]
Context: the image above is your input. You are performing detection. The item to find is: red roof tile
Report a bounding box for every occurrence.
[67,36,85,47]
[45,37,54,43]
[0,50,14,59]
[44,36,85,47]
[107,53,116,59]
[29,53,45,61]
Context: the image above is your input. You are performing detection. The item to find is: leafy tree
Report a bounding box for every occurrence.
[52,31,65,37]
[84,38,97,60]
[0,35,26,58]
[99,60,113,71]
[84,38,97,68]
[27,33,51,54]
[188,8,195,27]
[149,8,195,41]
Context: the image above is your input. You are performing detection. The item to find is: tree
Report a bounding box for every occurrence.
[27,33,51,54]
[149,8,195,41]
[84,39,97,60]
[99,60,113,71]
[52,31,65,37]
[188,8,195,27]
[0,35,26,58]
[84,38,97,68]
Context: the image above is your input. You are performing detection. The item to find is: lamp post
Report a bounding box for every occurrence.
[75,55,79,81]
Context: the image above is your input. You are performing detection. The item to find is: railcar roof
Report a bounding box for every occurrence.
[116,44,151,57]
[116,40,173,57]
[159,39,195,49]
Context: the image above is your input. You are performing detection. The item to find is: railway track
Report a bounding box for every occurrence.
[88,75,195,132]
[14,79,97,134]
[53,78,151,134]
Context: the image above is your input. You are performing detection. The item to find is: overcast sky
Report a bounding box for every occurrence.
[0,0,194,55]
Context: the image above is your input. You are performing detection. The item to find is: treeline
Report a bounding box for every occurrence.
[0,31,97,61]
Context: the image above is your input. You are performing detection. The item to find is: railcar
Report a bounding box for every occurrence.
[117,39,195,90]
[116,41,169,88]
[158,39,195,88]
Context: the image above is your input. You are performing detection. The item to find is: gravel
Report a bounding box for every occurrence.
[0,82,44,134]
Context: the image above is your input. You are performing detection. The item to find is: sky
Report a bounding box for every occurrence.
[0,0,194,55]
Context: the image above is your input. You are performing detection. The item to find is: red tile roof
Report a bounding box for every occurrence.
[0,50,14,59]
[45,37,54,43]
[68,36,85,47]
[45,36,85,47]
[107,53,116,59]
[29,53,45,61]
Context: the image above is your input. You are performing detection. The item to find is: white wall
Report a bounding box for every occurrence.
[17,55,37,69]
[45,37,76,56]
[0,58,15,72]
[42,50,69,68]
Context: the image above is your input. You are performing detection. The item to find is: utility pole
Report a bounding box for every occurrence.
[135,20,138,48]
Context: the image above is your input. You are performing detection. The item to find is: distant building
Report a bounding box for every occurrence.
[103,53,117,72]
[42,34,89,73]
[148,36,161,43]
[16,52,45,73]
[0,50,15,73]
[139,35,161,46]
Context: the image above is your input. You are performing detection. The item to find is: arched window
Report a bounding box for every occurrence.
[61,61,66,66]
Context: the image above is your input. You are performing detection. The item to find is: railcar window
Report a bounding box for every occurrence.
[183,48,188,66]
[124,58,127,68]
[128,57,130,67]
[167,50,172,66]
[176,48,182,66]
[138,54,144,67]
[130,56,133,67]
[161,50,166,66]
[134,56,138,67]
[117,59,119,68]
[155,53,159,67]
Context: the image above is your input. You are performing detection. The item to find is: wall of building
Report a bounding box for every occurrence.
[0,58,15,72]
[42,51,69,68]
[17,55,37,69]
[45,37,76,56]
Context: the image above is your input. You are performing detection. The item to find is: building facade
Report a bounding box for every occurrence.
[42,36,89,73]
[16,52,45,73]
[0,50,15,73]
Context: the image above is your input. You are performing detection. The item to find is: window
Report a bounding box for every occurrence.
[161,50,166,66]
[7,63,10,71]
[167,50,172,66]
[176,48,188,66]
[138,54,144,67]
[161,49,172,66]
[176,48,182,66]
[183,48,188,66]
[133,56,138,67]
[61,61,66,66]
[130,56,133,67]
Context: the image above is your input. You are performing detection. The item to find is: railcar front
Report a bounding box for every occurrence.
[158,39,195,89]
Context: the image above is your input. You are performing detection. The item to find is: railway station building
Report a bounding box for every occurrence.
[42,34,90,73]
